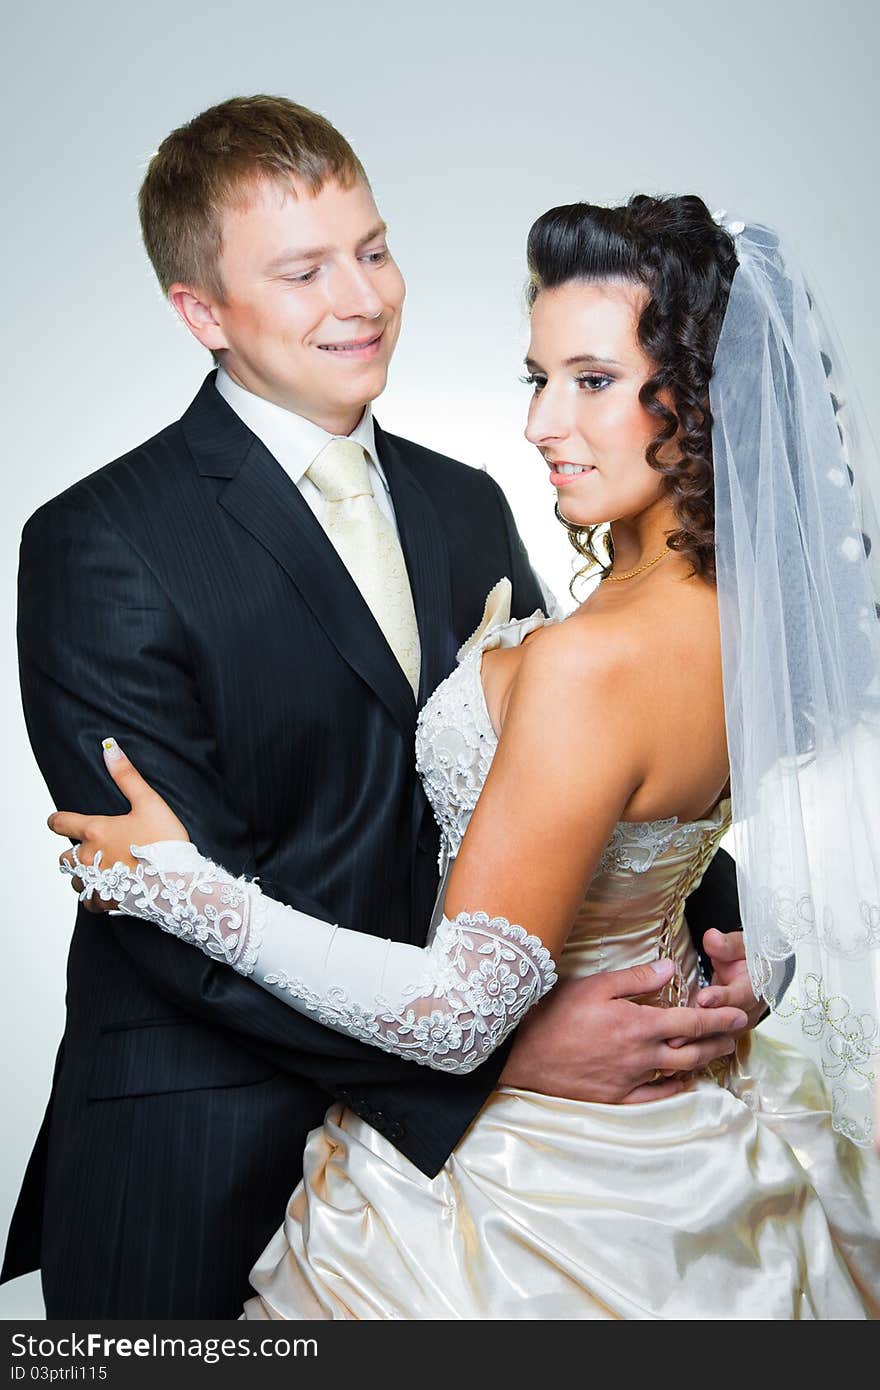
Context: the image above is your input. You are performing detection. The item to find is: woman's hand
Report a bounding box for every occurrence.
[49,739,190,910]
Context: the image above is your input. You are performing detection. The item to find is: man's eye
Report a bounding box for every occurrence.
[520,373,546,392]
[285,269,319,285]
[361,250,389,265]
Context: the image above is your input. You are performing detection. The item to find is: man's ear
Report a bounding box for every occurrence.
[168,284,229,353]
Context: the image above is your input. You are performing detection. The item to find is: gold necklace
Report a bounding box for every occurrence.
[602,546,670,583]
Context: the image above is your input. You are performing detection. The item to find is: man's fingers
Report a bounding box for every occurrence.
[696,984,745,1011]
[604,958,675,1000]
[656,1036,738,1073]
[654,1004,747,1041]
[703,928,746,963]
[620,1078,686,1104]
[696,987,721,1007]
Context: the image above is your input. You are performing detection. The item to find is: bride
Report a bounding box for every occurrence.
[52,195,880,1318]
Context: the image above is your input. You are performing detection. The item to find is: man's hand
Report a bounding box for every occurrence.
[500,957,748,1104]
[696,929,766,1030]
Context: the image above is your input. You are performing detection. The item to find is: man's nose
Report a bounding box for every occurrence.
[330,261,383,320]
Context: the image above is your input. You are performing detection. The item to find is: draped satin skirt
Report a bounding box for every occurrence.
[243,1033,880,1320]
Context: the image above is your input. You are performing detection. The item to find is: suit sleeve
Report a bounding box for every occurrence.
[685,847,740,943]
[684,845,743,982]
[18,495,460,1089]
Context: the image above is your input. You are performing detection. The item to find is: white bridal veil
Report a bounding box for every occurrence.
[711,216,880,1144]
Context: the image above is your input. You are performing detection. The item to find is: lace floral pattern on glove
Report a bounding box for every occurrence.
[62,848,557,1075]
[61,846,265,977]
[263,911,558,1073]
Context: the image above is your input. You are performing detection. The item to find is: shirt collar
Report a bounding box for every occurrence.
[215,367,385,490]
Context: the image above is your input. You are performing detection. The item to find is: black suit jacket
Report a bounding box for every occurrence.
[3,373,740,1317]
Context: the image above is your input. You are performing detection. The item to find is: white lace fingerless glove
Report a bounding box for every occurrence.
[65,843,557,1073]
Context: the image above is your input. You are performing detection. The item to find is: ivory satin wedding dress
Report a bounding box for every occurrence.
[76,582,880,1319]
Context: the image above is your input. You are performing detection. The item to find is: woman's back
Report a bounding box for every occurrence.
[482,556,730,827]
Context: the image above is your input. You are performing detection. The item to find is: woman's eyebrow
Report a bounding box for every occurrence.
[524,352,624,370]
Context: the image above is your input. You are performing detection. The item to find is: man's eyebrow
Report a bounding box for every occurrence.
[524,353,624,370]
[264,245,330,270]
[264,222,389,274]
[357,221,388,247]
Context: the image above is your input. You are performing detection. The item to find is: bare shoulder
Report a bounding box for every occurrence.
[512,606,643,714]
[605,570,720,660]
[645,572,721,660]
[512,572,719,713]
[524,597,646,672]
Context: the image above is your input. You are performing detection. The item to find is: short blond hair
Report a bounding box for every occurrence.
[139,94,368,300]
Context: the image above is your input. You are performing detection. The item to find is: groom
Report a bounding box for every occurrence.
[4,96,752,1318]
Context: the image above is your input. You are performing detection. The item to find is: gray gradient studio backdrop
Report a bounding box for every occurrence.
[2,0,878,1319]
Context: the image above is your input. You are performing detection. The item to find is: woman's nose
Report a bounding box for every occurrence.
[524,390,569,448]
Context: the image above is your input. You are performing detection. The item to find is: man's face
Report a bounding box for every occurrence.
[202,176,405,433]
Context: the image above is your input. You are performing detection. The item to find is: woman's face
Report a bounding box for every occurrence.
[524,279,666,528]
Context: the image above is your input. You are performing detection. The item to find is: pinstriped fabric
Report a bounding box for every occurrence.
[5,374,550,1316]
[7,373,740,1315]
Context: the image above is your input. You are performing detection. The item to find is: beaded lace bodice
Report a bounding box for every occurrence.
[416,579,732,1002]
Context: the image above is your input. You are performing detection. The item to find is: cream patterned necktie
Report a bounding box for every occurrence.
[307,438,421,695]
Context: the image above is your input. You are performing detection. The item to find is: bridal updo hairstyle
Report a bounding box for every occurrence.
[526,195,740,586]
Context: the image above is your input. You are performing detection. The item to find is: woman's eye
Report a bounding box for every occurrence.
[520,373,546,392]
[577,373,612,392]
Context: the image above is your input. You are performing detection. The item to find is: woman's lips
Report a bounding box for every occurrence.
[548,463,597,487]
[317,330,384,361]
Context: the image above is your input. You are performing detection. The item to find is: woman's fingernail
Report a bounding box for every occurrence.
[650,957,673,976]
[102,737,124,763]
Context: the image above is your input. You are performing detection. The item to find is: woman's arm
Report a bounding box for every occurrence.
[55,622,648,1073]
[67,830,556,1074]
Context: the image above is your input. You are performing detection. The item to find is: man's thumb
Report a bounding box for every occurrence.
[606,957,675,1000]
[703,927,743,962]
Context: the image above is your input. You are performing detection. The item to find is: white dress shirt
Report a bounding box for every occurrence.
[215,367,400,539]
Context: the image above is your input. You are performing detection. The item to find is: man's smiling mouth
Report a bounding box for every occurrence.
[317,331,384,353]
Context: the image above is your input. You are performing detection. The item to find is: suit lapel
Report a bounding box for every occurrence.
[181,375,418,740]
[374,422,456,708]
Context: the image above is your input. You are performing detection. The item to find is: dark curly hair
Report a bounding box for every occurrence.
[526,194,740,587]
